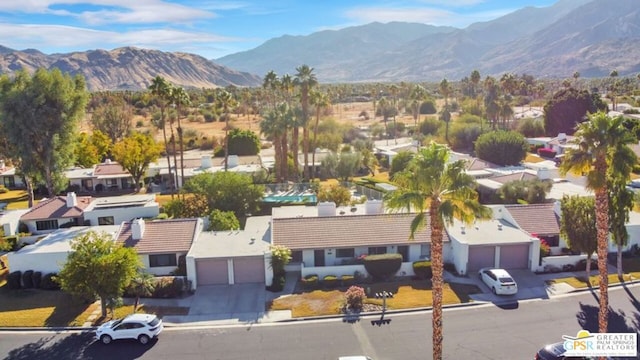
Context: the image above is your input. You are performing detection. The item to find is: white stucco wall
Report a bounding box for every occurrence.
[7,251,69,274]
[84,205,159,226]
[24,218,80,235]
[186,254,197,290]
[450,238,469,276]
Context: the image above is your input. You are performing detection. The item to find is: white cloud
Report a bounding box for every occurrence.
[416,0,485,6]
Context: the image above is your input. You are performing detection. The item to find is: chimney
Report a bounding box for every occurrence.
[131,218,145,240]
[317,202,337,217]
[104,158,112,164]
[66,192,77,208]
[201,155,212,169]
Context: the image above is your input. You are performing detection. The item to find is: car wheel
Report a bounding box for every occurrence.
[100,335,113,345]
[138,334,150,345]
[492,287,497,295]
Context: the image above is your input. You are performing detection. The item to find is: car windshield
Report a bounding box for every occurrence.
[499,277,514,284]
[148,317,160,327]
[110,318,124,328]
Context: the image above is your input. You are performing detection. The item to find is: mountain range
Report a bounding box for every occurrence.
[1,0,639,90]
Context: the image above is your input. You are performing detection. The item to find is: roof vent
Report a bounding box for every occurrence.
[497,223,503,231]
[461,226,465,234]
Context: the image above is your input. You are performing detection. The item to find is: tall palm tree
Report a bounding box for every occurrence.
[309,90,330,180]
[294,64,318,181]
[148,76,174,197]
[260,103,292,183]
[560,112,636,336]
[262,70,279,109]
[170,86,190,195]
[217,90,237,171]
[470,69,481,99]
[385,143,490,360]
[409,84,426,129]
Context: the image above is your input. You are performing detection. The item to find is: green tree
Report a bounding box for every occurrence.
[208,209,240,231]
[269,245,292,277]
[90,130,113,162]
[389,151,414,180]
[409,84,427,128]
[148,76,175,196]
[317,184,351,207]
[608,158,636,279]
[0,68,88,198]
[75,133,101,168]
[111,132,163,191]
[128,271,155,313]
[217,90,238,172]
[517,118,545,138]
[543,88,607,136]
[90,94,132,143]
[182,172,264,218]
[294,64,318,181]
[260,103,290,183]
[559,112,636,336]
[335,152,361,182]
[310,90,330,180]
[57,231,140,317]
[560,195,597,275]
[163,194,210,218]
[385,143,490,360]
[474,130,528,166]
[498,179,552,204]
[227,129,260,156]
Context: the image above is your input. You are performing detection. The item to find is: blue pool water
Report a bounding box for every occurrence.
[262,194,317,203]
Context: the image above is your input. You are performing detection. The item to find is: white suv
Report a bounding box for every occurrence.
[478,268,518,295]
[96,313,163,345]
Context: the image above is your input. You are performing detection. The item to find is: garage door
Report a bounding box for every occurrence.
[233,257,265,284]
[499,244,530,269]
[196,259,229,286]
[467,246,495,271]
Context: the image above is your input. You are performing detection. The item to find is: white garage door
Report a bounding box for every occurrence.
[467,246,495,271]
[196,259,229,286]
[499,244,530,269]
[233,257,265,284]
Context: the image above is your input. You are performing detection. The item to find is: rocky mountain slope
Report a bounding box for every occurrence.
[0,47,261,91]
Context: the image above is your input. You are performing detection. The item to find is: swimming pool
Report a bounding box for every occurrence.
[262,194,317,203]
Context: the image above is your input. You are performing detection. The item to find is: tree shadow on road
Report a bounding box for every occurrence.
[4,332,155,360]
[576,302,640,333]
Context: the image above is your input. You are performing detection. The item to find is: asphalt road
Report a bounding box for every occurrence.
[1,284,639,360]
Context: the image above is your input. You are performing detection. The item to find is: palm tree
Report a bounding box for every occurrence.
[148,76,174,197]
[470,69,481,99]
[294,64,318,181]
[217,90,237,171]
[385,143,490,360]
[170,86,190,195]
[260,103,292,183]
[129,272,155,313]
[262,70,279,109]
[309,90,330,180]
[560,112,636,336]
[409,84,427,129]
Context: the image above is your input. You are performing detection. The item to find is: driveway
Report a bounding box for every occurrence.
[469,269,551,303]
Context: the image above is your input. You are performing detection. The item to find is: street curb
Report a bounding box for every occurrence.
[565,278,640,294]
[0,326,95,332]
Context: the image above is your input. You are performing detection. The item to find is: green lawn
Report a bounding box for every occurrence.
[548,257,640,289]
[0,190,36,210]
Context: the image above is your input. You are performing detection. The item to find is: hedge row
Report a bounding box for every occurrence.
[301,274,356,289]
[6,270,59,290]
[124,276,187,299]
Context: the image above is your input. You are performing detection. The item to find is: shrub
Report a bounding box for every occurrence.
[323,275,338,288]
[301,274,318,289]
[344,286,366,310]
[22,270,34,289]
[0,236,18,251]
[475,130,528,166]
[363,253,403,281]
[155,213,169,220]
[341,275,355,287]
[0,185,8,194]
[540,239,551,257]
[151,276,185,298]
[575,258,598,272]
[267,274,285,292]
[40,273,60,290]
[412,260,432,280]
[32,271,42,289]
[537,147,557,158]
[135,120,144,127]
[7,271,22,289]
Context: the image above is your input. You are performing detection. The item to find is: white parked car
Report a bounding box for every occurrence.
[95,313,163,345]
[478,268,518,295]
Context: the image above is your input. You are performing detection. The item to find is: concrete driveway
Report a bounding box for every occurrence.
[469,269,551,303]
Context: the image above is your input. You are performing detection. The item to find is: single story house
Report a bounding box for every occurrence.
[6,225,120,274]
[82,194,159,226]
[66,160,135,193]
[116,218,202,276]
[186,215,271,289]
[0,160,25,189]
[20,193,92,234]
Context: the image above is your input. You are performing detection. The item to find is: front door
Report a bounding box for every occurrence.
[314,250,325,267]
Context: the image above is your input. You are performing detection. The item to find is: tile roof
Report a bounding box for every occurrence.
[94,162,128,176]
[272,213,444,250]
[489,171,538,185]
[504,203,560,236]
[20,196,92,221]
[116,218,199,254]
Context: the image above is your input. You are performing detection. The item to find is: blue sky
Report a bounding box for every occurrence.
[0,0,557,59]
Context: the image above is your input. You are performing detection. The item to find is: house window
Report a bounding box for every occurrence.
[336,248,355,258]
[420,244,431,259]
[541,235,559,247]
[3,177,15,188]
[368,246,387,255]
[36,220,59,231]
[98,216,115,225]
[291,250,302,263]
[149,254,177,267]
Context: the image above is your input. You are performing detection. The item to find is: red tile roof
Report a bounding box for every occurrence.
[94,162,129,176]
[272,213,444,250]
[490,171,538,184]
[116,219,199,254]
[20,196,92,221]
[504,203,560,236]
